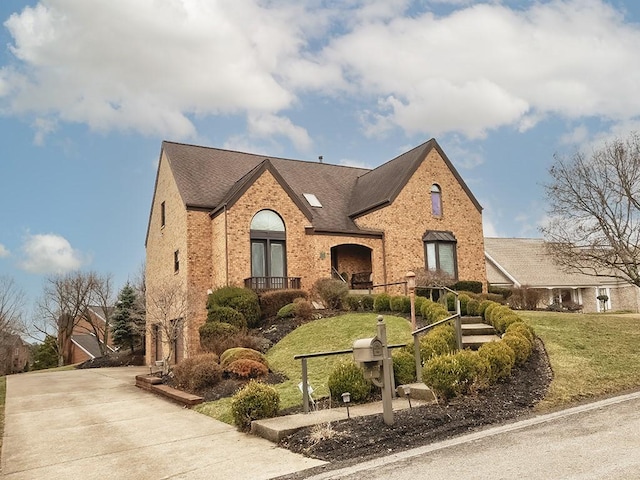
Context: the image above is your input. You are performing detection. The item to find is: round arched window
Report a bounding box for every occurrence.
[250,210,285,232]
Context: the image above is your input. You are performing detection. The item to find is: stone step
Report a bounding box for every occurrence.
[460,315,484,325]
[461,323,496,336]
[461,334,501,350]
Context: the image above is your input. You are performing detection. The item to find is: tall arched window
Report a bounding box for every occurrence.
[250,210,287,288]
[431,184,442,216]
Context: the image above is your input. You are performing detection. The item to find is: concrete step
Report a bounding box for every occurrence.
[461,334,501,350]
[461,323,496,336]
[461,315,484,325]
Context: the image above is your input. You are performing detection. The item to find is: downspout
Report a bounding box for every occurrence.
[224,204,229,286]
[381,232,388,292]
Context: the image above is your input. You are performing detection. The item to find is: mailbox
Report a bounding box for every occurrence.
[353,337,384,363]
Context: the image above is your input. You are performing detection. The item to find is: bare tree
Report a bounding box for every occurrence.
[146,279,187,372]
[0,276,27,371]
[36,271,97,366]
[541,133,640,287]
[78,273,115,356]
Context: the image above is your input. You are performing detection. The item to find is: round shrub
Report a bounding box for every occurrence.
[190,362,223,390]
[220,347,268,369]
[421,300,449,324]
[276,303,295,319]
[501,333,532,366]
[478,341,516,382]
[458,294,471,316]
[392,349,416,385]
[506,321,535,343]
[373,293,391,312]
[172,353,220,390]
[422,350,489,400]
[495,313,520,334]
[328,361,372,403]
[225,358,269,379]
[231,380,280,430]
[345,294,364,311]
[207,305,247,330]
[414,296,427,315]
[466,298,480,316]
[199,322,240,353]
[361,294,374,311]
[483,302,499,323]
[477,300,494,318]
[207,287,261,328]
[312,278,349,309]
[293,298,313,320]
[444,292,456,311]
[419,326,456,362]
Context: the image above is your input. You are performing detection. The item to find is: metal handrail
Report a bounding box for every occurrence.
[367,281,408,295]
[295,343,406,413]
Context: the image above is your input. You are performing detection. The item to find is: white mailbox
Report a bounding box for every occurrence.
[353,337,384,363]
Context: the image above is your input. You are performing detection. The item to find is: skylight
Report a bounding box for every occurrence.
[303,193,322,208]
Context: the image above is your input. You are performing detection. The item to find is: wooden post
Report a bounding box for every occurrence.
[301,358,309,414]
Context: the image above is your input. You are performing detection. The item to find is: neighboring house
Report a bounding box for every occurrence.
[66,306,115,364]
[0,334,30,375]
[145,138,487,364]
[485,237,640,313]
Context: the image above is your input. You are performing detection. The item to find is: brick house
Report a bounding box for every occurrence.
[145,138,487,364]
[485,237,640,313]
[0,334,30,375]
[66,306,115,364]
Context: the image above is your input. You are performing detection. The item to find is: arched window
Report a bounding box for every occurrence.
[250,210,287,287]
[431,184,442,217]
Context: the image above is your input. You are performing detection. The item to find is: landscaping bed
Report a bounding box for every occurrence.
[278,338,552,466]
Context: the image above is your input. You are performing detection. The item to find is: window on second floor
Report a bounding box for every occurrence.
[174,250,179,273]
[431,184,442,217]
[161,201,166,227]
[423,230,458,280]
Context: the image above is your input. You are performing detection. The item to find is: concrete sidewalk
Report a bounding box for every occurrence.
[1,367,324,479]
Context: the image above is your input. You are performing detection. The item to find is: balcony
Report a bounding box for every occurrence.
[244,276,301,292]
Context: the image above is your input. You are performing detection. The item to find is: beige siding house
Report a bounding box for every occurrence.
[145,139,487,364]
[485,237,640,313]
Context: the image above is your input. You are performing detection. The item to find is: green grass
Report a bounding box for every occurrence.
[194,313,412,422]
[520,311,640,410]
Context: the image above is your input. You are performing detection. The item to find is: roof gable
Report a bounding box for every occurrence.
[348,139,482,218]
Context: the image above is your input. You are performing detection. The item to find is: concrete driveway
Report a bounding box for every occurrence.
[1,367,324,479]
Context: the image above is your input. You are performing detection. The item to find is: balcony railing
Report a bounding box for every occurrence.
[244,276,301,292]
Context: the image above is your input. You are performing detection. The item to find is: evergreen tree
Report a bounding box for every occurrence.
[32,335,59,370]
[111,283,141,353]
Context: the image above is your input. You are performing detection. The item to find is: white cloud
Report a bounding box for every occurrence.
[3,0,640,144]
[20,233,88,274]
[0,244,9,258]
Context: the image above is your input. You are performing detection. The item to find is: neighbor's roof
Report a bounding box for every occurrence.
[484,237,621,288]
[70,334,112,359]
[147,138,481,242]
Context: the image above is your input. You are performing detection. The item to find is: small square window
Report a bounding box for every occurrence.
[174,250,179,273]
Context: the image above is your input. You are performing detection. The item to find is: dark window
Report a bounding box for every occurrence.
[161,201,166,227]
[250,210,287,283]
[423,230,457,280]
[174,250,179,273]
[431,184,442,216]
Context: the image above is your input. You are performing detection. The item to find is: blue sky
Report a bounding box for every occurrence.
[2,0,640,316]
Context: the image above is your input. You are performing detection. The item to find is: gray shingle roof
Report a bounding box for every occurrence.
[150,138,482,239]
[484,237,620,288]
[70,334,107,359]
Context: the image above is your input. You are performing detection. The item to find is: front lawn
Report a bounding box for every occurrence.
[520,311,640,409]
[195,313,412,422]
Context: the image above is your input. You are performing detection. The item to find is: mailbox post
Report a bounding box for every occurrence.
[352,315,394,426]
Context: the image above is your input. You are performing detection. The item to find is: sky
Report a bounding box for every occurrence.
[2,0,640,316]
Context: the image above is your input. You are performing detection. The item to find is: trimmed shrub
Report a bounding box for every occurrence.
[452,280,483,294]
[207,305,247,330]
[373,293,391,312]
[392,349,417,385]
[361,294,375,311]
[414,296,427,316]
[328,361,372,403]
[172,353,221,391]
[390,295,411,313]
[482,302,499,322]
[293,298,313,320]
[466,298,480,316]
[258,289,308,318]
[505,321,535,344]
[495,313,520,334]
[277,303,296,319]
[444,292,456,311]
[423,350,489,400]
[220,347,268,369]
[346,294,365,311]
[478,341,516,382]
[199,321,241,353]
[458,294,471,316]
[477,300,494,318]
[231,381,280,430]
[225,358,269,379]
[501,333,532,366]
[313,278,349,310]
[488,286,512,301]
[419,325,456,362]
[207,287,261,328]
[421,300,449,324]
[190,362,224,391]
